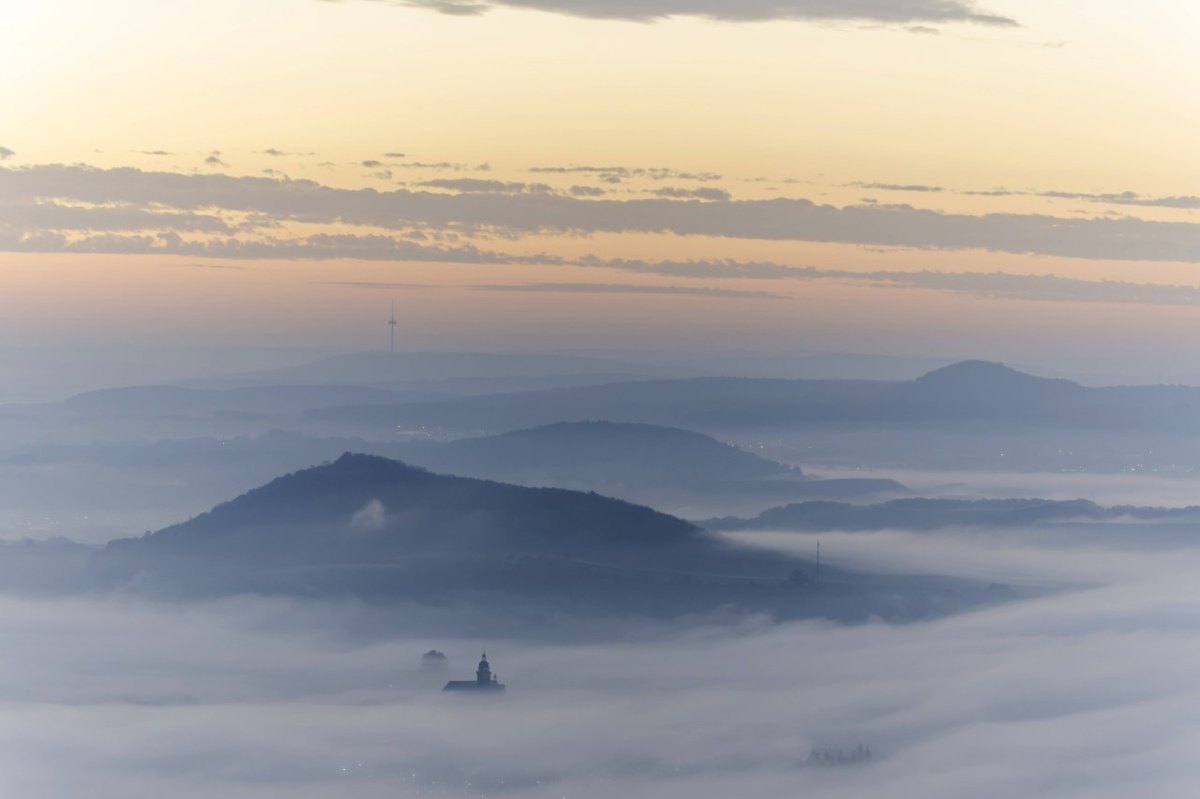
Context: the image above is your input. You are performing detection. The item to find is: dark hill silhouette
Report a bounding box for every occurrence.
[912,360,1080,395]
[87,455,1012,628]
[900,361,1085,418]
[703,497,1200,532]
[406,422,907,515]
[106,453,698,567]
[413,421,798,486]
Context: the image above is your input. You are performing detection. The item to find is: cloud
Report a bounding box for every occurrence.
[0,226,519,263]
[204,155,228,167]
[962,187,1200,210]
[1039,190,1200,211]
[419,178,554,194]
[323,279,784,299]
[530,165,723,182]
[349,498,387,531]
[570,185,606,197]
[6,164,1200,264]
[181,262,248,270]
[321,280,438,289]
[652,186,732,201]
[2,522,1199,798]
[321,263,1200,307]
[852,182,944,193]
[382,152,407,158]
[473,282,787,299]
[0,199,234,234]
[592,258,1200,307]
[382,0,1018,26]
[399,161,490,172]
[0,147,15,160]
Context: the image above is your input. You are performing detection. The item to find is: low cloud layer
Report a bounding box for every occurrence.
[598,260,1200,306]
[1,520,1197,797]
[377,0,1018,26]
[474,281,787,299]
[4,164,1200,264]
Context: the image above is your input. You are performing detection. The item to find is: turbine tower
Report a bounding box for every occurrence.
[388,300,397,354]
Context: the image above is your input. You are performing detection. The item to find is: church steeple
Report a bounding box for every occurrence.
[444,651,505,692]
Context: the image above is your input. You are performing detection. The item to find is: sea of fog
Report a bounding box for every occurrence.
[1,523,1197,798]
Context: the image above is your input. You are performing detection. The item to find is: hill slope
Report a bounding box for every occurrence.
[703,497,1200,532]
[307,361,1108,434]
[106,452,699,566]
[89,455,1011,629]
[413,421,798,487]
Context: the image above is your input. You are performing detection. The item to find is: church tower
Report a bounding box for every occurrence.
[443,651,505,692]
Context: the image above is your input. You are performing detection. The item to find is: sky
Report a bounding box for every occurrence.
[2,0,1200,387]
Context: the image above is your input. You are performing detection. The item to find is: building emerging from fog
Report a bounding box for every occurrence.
[443,653,505,692]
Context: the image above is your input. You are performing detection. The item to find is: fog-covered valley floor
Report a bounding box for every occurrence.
[5,359,1200,796]
[2,522,1197,799]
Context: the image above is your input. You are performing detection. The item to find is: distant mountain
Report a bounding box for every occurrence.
[912,360,1082,400]
[412,421,799,487]
[307,375,892,432]
[189,350,951,391]
[87,455,1010,629]
[404,422,909,516]
[0,426,905,539]
[307,361,1110,434]
[702,497,1200,532]
[188,351,663,393]
[63,384,413,418]
[899,361,1086,419]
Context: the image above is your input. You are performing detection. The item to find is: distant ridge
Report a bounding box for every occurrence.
[306,360,1111,433]
[187,351,660,391]
[702,497,1200,532]
[414,421,798,486]
[911,361,1084,401]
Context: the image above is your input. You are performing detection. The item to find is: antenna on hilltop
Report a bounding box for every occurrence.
[388,300,397,354]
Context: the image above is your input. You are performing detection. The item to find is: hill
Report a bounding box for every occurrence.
[406,422,907,516]
[105,453,699,565]
[87,455,1011,629]
[702,497,1200,532]
[306,361,1110,434]
[412,421,798,487]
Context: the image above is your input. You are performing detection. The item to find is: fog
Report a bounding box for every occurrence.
[2,518,1198,797]
[810,466,1200,509]
[4,353,1200,795]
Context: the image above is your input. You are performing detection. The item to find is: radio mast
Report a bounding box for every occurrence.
[388,300,397,354]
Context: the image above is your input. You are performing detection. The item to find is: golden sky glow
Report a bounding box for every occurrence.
[2,0,1199,390]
